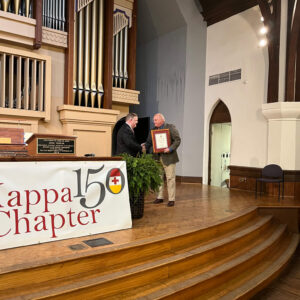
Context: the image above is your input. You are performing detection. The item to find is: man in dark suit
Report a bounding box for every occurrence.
[116,113,142,156]
[144,113,181,207]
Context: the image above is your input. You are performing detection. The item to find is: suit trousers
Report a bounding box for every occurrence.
[157,156,176,202]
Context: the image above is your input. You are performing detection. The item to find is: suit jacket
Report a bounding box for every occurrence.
[145,123,181,166]
[116,123,142,156]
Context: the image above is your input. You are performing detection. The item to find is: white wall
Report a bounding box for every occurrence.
[135,0,187,127]
[134,1,187,174]
[134,0,207,177]
[134,26,187,136]
[203,7,268,184]
[177,0,206,177]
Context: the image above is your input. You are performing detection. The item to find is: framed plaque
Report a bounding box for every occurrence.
[37,138,75,154]
[26,134,77,156]
[151,129,171,153]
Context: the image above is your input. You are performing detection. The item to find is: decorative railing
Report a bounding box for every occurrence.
[42,0,66,31]
[0,46,51,120]
[113,9,129,89]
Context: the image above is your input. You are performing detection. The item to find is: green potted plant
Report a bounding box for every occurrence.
[121,153,163,219]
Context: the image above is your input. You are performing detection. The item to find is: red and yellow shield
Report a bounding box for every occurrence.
[106,168,124,194]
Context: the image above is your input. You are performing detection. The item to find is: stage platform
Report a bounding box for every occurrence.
[1,183,299,275]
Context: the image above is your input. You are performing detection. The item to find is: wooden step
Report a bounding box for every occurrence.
[114,226,297,300]
[214,234,299,299]
[2,208,298,300]
[8,215,280,299]
[106,224,292,300]
[0,207,260,298]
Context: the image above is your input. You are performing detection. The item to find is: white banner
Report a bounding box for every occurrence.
[0,161,132,250]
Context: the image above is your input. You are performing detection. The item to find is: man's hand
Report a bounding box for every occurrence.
[164,148,170,153]
[141,143,146,153]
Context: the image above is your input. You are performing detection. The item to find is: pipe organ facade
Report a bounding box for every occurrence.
[0,0,33,18]
[113,9,129,89]
[0,49,45,111]
[42,0,66,31]
[73,0,104,108]
[0,45,51,122]
[0,0,139,156]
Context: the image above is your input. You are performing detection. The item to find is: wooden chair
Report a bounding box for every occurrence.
[255,164,284,200]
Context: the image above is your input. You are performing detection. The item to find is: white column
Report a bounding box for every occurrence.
[262,102,300,170]
[278,0,288,102]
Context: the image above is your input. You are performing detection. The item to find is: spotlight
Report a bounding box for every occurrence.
[259,26,268,35]
[259,39,267,47]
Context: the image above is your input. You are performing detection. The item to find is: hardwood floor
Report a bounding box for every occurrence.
[254,244,300,299]
[0,183,298,299]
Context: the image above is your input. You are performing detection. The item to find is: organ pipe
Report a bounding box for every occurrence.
[124,26,128,88]
[14,0,20,14]
[0,54,6,107]
[1,0,10,12]
[97,0,104,107]
[73,12,78,105]
[25,0,30,18]
[83,4,91,107]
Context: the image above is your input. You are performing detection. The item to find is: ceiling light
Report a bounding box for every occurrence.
[260,16,264,22]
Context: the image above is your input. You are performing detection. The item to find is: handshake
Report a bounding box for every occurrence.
[140,143,170,154]
[141,143,146,153]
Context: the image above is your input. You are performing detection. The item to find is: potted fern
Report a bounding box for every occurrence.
[121,153,163,219]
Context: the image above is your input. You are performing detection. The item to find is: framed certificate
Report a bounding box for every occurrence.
[151,129,171,153]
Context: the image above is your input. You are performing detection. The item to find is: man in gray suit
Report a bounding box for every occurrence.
[144,113,181,207]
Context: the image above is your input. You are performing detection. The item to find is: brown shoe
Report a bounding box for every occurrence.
[153,198,163,204]
[167,201,175,207]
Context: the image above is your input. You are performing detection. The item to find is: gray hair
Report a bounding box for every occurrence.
[126,112,138,121]
[155,113,165,122]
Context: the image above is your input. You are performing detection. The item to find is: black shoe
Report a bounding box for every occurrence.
[167,201,175,207]
[153,198,163,204]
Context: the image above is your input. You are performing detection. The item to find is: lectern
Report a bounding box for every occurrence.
[0,128,28,157]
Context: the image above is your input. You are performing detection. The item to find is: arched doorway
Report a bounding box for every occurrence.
[208,101,232,187]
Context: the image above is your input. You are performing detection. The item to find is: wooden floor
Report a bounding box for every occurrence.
[0,183,299,297]
[254,243,300,299]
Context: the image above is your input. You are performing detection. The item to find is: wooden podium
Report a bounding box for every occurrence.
[0,128,28,157]
[27,134,77,156]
